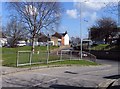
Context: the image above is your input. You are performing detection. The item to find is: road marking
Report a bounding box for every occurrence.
[98,79,116,89]
[28,78,58,88]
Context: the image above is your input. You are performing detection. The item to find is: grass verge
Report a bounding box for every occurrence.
[2,46,59,67]
[90,44,109,50]
[2,46,99,67]
[18,60,99,68]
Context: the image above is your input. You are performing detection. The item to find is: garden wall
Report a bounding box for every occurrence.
[89,50,120,61]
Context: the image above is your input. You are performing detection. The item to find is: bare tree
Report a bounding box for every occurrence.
[103,2,118,15]
[8,2,61,51]
[4,17,28,47]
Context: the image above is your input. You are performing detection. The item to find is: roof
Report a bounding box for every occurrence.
[52,31,68,39]
[37,33,50,42]
[52,32,62,39]
[2,33,7,38]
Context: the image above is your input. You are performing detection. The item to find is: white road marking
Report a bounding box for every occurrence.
[30,78,58,87]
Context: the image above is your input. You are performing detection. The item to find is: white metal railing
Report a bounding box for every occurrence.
[17,51,32,67]
[60,50,97,62]
[17,50,96,67]
[17,51,47,67]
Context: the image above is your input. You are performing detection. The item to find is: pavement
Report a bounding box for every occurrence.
[1,59,120,89]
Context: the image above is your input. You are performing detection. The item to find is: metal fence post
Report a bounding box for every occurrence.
[70,50,72,60]
[30,52,32,65]
[16,51,19,67]
[46,43,49,64]
[47,50,49,64]
[60,50,62,61]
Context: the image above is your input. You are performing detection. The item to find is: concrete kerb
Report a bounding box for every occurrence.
[2,65,74,75]
[2,63,111,75]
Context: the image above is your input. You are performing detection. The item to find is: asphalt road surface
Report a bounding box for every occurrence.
[2,59,120,89]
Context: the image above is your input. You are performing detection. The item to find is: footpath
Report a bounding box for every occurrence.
[2,66,52,75]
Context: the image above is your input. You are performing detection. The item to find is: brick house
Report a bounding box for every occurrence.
[50,31,69,46]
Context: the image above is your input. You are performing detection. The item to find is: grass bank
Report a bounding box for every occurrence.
[2,46,98,67]
[90,44,109,50]
[18,60,99,68]
[2,46,59,67]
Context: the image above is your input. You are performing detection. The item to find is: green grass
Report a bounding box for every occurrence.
[2,46,98,67]
[2,46,59,67]
[90,44,109,50]
[90,44,120,51]
[19,60,99,68]
[2,53,17,67]
[49,60,98,66]
[109,45,120,51]
[2,46,58,53]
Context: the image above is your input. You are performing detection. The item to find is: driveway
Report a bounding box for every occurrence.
[2,59,120,89]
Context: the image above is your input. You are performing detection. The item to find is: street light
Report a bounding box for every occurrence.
[80,2,82,59]
[79,1,89,59]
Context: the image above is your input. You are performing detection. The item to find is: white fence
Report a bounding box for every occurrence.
[17,50,96,67]
[59,50,96,62]
[17,51,48,67]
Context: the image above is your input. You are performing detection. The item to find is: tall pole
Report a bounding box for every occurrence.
[80,2,82,59]
[88,29,91,53]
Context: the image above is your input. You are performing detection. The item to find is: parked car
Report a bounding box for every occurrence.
[38,42,49,46]
[16,41,26,47]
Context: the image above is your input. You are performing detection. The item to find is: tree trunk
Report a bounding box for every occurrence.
[32,13,36,53]
[32,37,35,53]
[32,25,36,53]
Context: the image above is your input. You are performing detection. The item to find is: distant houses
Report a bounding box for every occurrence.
[34,31,70,46]
[36,31,69,46]
[0,31,69,47]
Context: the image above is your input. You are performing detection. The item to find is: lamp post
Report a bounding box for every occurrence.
[80,2,82,59]
[88,28,91,53]
[79,1,89,59]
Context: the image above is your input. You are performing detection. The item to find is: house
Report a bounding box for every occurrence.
[38,33,50,42]
[34,33,50,46]
[0,32,7,47]
[112,32,120,45]
[15,32,69,47]
[25,33,51,46]
[50,31,69,46]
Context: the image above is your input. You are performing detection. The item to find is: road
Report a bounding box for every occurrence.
[2,59,120,89]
